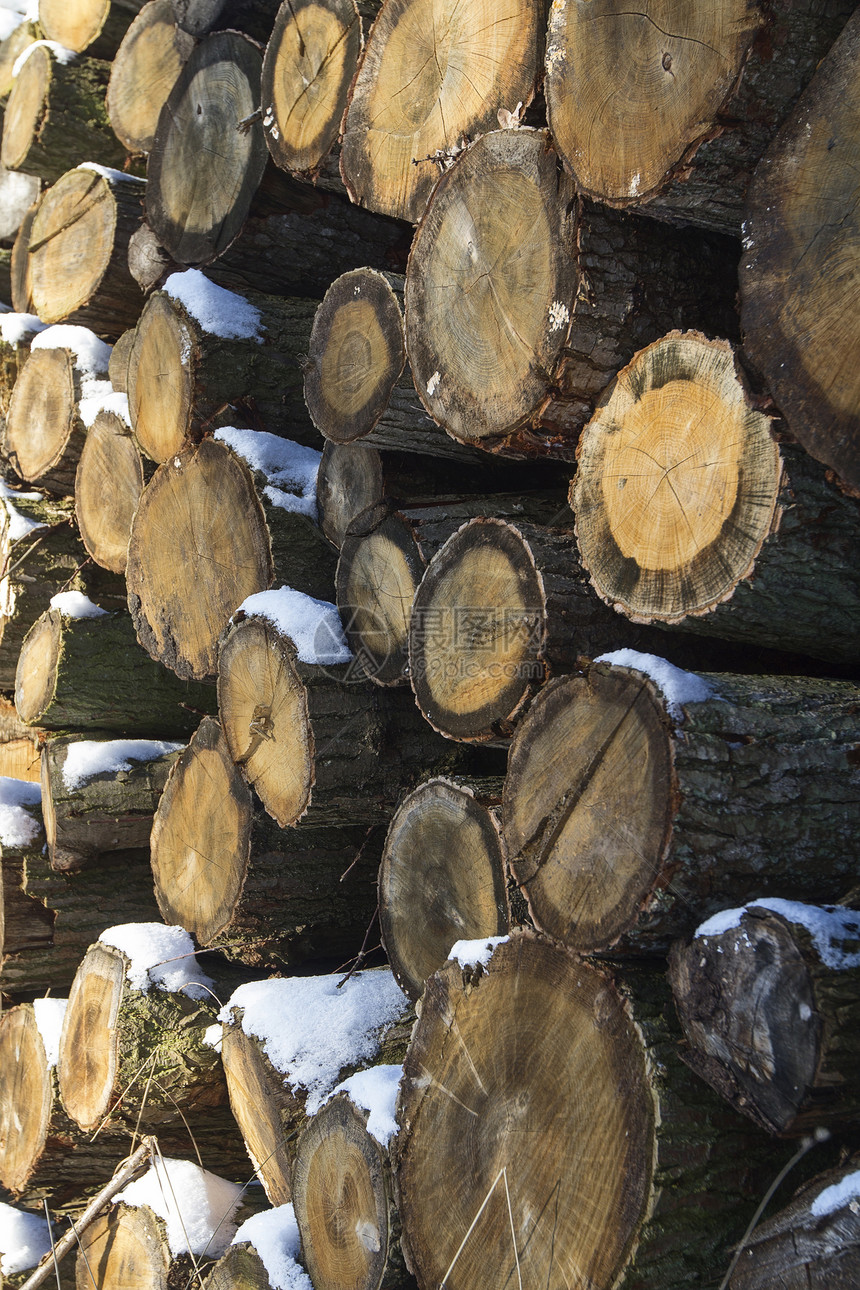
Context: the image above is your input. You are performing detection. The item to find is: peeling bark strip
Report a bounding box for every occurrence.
[340,0,542,223]
[670,903,860,1137]
[146,30,269,266]
[107,0,195,155]
[545,0,856,235]
[503,663,860,955]
[740,7,860,494]
[572,331,860,663]
[394,933,782,1290]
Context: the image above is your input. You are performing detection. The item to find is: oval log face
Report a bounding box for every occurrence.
[395,935,654,1290]
[1,44,50,171]
[221,1025,294,1207]
[75,411,145,573]
[108,0,194,155]
[545,0,761,203]
[0,1005,52,1194]
[127,292,195,463]
[58,943,124,1132]
[39,0,111,53]
[76,1205,170,1290]
[4,347,76,481]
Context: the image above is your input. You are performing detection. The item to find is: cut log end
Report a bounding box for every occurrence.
[58,941,124,1133]
[0,1004,52,1195]
[75,410,146,573]
[1,43,50,173]
[127,291,195,462]
[3,347,79,488]
[221,1024,294,1206]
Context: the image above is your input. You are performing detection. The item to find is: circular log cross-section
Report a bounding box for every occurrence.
[545,0,761,208]
[126,440,273,680]
[379,777,508,1001]
[305,269,405,445]
[317,441,385,549]
[340,0,542,223]
[0,1004,53,1196]
[3,347,91,495]
[146,30,269,265]
[261,0,363,177]
[107,0,196,155]
[75,410,148,573]
[405,129,578,451]
[75,1204,174,1290]
[740,9,860,492]
[28,166,146,336]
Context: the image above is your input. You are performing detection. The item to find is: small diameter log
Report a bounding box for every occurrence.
[340,0,542,223]
[220,968,412,1204]
[202,1243,274,1290]
[75,410,151,573]
[394,931,783,1290]
[10,195,39,314]
[15,605,216,736]
[728,1154,860,1290]
[502,661,860,955]
[127,436,339,681]
[545,0,855,236]
[1,46,127,181]
[293,1089,413,1290]
[152,715,389,964]
[337,495,568,688]
[126,276,319,463]
[572,331,860,663]
[405,128,578,455]
[107,0,195,155]
[39,0,148,59]
[3,336,111,495]
[74,1203,196,1290]
[379,776,508,1002]
[669,901,860,1137]
[108,328,134,391]
[261,0,366,181]
[0,313,45,420]
[740,8,860,493]
[27,165,145,336]
[0,696,42,780]
[0,21,39,103]
[146,30,268,266]
[40,735,182,870]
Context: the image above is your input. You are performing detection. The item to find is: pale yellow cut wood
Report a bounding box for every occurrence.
[76,1204,170,1290]
[0,1005,52,1194]
[15,613,57,724]
[4,347,77,484]
[1,44,49,171]
[221,1025,294,1206]
[127,291,194,462]
[58,941,124,1132]
[75,410,146,573]
[108,0,194,154]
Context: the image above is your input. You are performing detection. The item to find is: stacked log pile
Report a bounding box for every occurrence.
[0,1,858,1288]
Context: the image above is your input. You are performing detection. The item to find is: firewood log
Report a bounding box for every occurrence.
[26,165,145,335]
[145,30,269,266]
[740,8,860,493]
[545,0,856,236]
[74,409,152,573]
[108,328,134,391]
[502,660,860,954]
[394,931,784,1290]
[106,0,195,155]
[126,274,319,462]
[126,436,337,681]
[340,0,543,223]
[571,331,860,663]
[379,776,508,1001]
[669,900,860,1136]
[74,1204,199,1290]
[16,604,215,735]
[9,194,38,313]
[1,46,127,180]
[38,0,149,59]
[218,967,412,1203]
[0,697,42,781]
[0,20,39,103]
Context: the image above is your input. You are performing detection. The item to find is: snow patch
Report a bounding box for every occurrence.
[98,923,214,999]
[33,997,67,1068]
[218,970,407,1114]
[810,1168,860,1218]
[0,1204,53,1275]
[164,270,263,340]
[449,935,509,969]
[0,481,47,542]
[548,301,569,331]
[203,1023,222,1052]
[30,325,111,380]
[235,586,351,666]
[49,590,109,618]
[325,1064,402,1148]
[77,162,145,185]
[0,313,45,346]
[695,900,860,971]
[214,428,320,519]
[0,775,41,847]
[78,384,130,428]
[426,370,441,396]
[115,1158,242,1258]
[12,39,75,77]
[231,1205,312,1290]
[61,739,183,789]
[595,649,716,720]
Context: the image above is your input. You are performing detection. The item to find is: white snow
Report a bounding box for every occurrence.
[49,590,109,618]
[214,428,320,519]
[77,162,145,185]
[61,738,183,789]
[12,39,75,77]
[811,1168,860,1218]
[78,383,131,428]
[33,997,67,1068]
[164,270,263,340]
[115,1158,242,1258]
[0,1204,53,1275]
[325,1064,403,1148]
[0,480,48,542]
[98,923,214,1000]
[218,970,408,1114]
[235,586,352,666]
[0,775,41,847]
[594,649,716,720]
[449,935,509,969]
[695,899,860,971]
[203,1023,222,1051]
[0,313,45,345]
[230,1205,312,1290]
[30,325,111,383]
